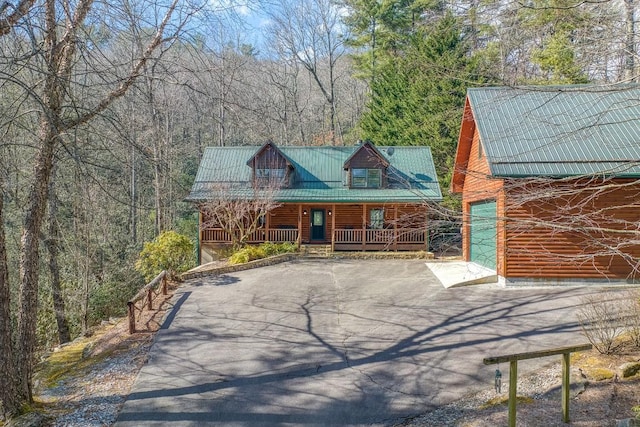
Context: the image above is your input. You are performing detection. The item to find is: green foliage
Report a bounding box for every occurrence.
[531,31,589,84]
[343,0,444,82]
[228,242,297,265]
[135,231,195,281]
[229,250,251,265]
[516,0,591,84]
[88,281,137,324]
[358,11,488,198]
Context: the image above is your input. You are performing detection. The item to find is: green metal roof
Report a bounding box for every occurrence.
[187,145,442,202]
[467,85,640,177]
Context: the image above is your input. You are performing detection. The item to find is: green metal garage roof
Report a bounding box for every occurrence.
[467,85,640,177]
[187,145,442,203]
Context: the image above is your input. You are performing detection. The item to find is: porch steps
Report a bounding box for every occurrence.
[301,244,333,258]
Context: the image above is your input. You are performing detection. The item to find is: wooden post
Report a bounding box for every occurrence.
[562,352,570,423]
[198,210,202,265]
[362,204,367,251]
[508,360,517,427]
[127,301,136,334]
[162,273,168,295]
[483,343,592,427]
[297,205,302,248]
[265,207,270,242]
[331,203,336,252]
[393,206,398,251]
[424,206,429,251]
[147,288,153,310]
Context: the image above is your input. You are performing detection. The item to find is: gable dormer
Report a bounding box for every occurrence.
[246,141,293,188]
[343,141,390,189]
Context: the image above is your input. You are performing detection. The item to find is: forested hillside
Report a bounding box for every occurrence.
[0,0,637,419]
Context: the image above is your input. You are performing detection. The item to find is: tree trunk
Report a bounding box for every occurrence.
[15,0,76,400]
[0,173,19,418]
[129,102,138,244]
[130,142,138,244]
[10,0,179,409]
[625,0,636,81]
[17,131,57,403]
[46,175,70,344]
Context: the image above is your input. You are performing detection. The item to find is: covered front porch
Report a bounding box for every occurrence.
[200,203,428,253]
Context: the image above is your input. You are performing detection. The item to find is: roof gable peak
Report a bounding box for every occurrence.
[246,141,292,168]
[343,140,390,170]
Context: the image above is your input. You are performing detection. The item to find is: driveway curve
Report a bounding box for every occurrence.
[116,259,595,426]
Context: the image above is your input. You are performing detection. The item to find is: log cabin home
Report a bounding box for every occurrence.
[452,85,640,285]
[187,141,442,263]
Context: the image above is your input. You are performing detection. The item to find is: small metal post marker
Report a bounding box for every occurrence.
[494,368,502,394]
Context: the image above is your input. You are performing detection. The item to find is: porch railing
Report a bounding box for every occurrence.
[267,229,298,243]
[201,228,231,242]
[334,228,425,245]
[202,227,425,247]
[201,228,298,244]
[333,228,363,243]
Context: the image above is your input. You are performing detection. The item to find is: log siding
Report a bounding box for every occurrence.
[200,202,428,258]
[457,110,640,281]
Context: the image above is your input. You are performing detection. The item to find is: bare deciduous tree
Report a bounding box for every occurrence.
[266,0,348,145]
[200,182,283,249]
[0,0,193,415]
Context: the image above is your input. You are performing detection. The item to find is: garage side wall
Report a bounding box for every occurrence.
[461,129,505,275]
[503,179,640,281]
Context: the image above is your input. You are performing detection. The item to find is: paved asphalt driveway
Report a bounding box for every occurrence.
[116,259,596,426]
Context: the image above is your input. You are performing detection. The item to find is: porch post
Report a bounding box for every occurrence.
[424,207,429,251]
[297,204,302,248]
[331,203,336,252]
[198,210,202,265]
[265,207,270,242]
[362,204,367,251]
[393,206,398,251]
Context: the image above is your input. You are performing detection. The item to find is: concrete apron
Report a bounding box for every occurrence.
[426,261,498,288]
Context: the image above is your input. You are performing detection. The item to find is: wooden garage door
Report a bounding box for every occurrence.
[470,200,496,270]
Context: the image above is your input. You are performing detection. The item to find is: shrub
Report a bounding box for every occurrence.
[276,241,297,254]
[261,241,280,257]
[228,246,265,265]
[228,242,297,265]
[621,289,640,348]
[229,250,250,265]
[577,292,626,354]
[135,231,194,281]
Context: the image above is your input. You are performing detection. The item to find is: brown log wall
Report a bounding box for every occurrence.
[200,203,428,249]
[269,205,298,228]
[504,179,640,279]
[456,109,640,281]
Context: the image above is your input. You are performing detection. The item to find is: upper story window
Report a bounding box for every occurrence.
[248,142,292,188]
[352,168,382,188]
[256,168,285,180]
[255,167,287,188]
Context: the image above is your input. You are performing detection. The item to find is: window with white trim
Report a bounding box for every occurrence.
[351,168,382,188]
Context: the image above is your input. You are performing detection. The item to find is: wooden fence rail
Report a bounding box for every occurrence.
[127,271,168,334]
[483,343,593,427]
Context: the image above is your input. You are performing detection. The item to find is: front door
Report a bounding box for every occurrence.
[311,209,325,241]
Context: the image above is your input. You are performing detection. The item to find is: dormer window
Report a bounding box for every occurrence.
[352,168,382,188]
[256,168,285,180]
[344,141,389,189]
[248,141,293,189]
[255,167,286,187]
